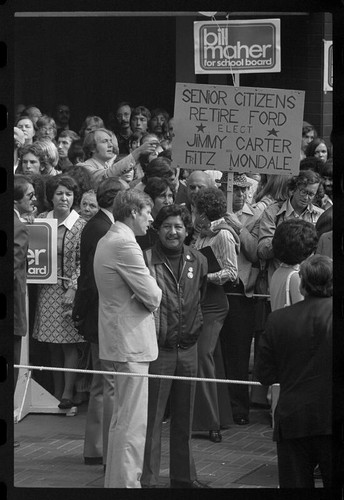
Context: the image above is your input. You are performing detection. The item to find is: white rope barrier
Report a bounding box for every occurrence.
[14,364,263,386]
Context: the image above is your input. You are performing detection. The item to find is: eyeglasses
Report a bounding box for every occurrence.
[40,127,54,132]
[121,167,134,174]
[298,188,316,199]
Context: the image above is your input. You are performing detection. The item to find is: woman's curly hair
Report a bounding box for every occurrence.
[193,187,227,221]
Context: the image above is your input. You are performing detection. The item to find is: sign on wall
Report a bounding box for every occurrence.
[323,40,333,92]
[194,19,281,74]
[26,219,57,284]
[172,82,305,176]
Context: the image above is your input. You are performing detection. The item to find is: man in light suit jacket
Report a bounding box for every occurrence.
[255,254,333,488]
[94,189,162,488]
[73,178,128,466]
[14,175,36,389]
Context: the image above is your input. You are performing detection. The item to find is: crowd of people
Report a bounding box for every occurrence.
[13,102,334,489]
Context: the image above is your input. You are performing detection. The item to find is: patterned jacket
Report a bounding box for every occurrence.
[38,210,86,291]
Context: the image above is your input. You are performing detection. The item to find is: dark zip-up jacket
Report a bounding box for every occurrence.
[144,242,208,349]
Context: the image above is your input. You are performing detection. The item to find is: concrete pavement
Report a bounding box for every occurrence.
[13,401,281,489]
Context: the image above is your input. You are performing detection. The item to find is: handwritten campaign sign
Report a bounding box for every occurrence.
[26,219,57,284]
[172,83,305,176]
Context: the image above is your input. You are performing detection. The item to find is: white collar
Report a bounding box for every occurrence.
[14,208,25,221]
[47,209,80,229]
[100,207,114,224]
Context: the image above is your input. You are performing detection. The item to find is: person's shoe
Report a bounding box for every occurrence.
[58,398,74,409]
[171,479,211,488]
[84,457,103,465]
[233,416,249,425]
[14,440,20,448]
[209,430,222,443]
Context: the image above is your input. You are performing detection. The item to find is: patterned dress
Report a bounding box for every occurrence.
[33,210,86,343]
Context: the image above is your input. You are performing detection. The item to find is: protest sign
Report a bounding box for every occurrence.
[194,19,280,74]
[172,82,305,176]
[26,219,57,284]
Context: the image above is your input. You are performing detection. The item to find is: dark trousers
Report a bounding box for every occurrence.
[221,294,255,419]
[141,344,197,486]
[193,285,229,431]
[83,343,114,463]
[277,435,333,488]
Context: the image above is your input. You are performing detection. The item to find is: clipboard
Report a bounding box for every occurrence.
[199,246,221,273]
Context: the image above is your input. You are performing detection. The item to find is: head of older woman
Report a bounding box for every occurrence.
[272,219,318,265]
[79,189,99,221]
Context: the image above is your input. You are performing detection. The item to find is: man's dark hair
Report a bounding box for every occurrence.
[96,177,128,208]
[153,204,192,233]
[67,139,85,165]
[144,177,176,202]
[299,254,333,297]
[299,157,323,174]
[288,169,321,192]
[14,174,33,201]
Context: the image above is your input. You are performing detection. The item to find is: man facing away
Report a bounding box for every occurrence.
[93,189,162,488]
[255,254,333,488]
[141,204,209,488]
[72,178,128,467]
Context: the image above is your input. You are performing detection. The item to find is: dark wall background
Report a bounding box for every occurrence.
[15,13,331,143]
[15,16,176,130]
